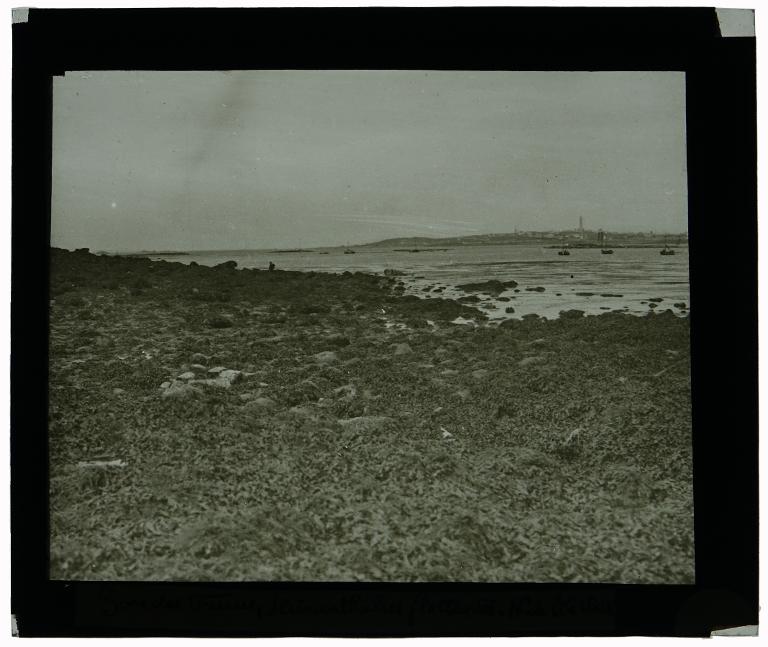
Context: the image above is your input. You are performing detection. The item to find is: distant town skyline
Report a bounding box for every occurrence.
[52,71,688,252]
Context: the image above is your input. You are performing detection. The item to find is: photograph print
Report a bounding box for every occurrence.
[48,69,694,583]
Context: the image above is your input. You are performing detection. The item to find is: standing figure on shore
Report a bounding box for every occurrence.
[269,261,275,271]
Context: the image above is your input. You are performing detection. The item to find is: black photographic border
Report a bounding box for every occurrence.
[11,6,758,637]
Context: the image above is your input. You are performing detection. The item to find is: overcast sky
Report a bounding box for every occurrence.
[51,70,687,251]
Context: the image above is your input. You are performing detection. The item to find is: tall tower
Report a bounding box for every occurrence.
[579,216,584,239]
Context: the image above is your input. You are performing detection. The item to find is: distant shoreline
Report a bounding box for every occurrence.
[79,231,690,257]
[114,240,689,257]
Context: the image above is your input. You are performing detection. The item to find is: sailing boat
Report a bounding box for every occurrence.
[598,230,614,254]
[660,236,675,255]
[343,241,356,254]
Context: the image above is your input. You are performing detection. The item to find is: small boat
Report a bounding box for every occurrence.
[598,229,613,254]
[557,246,570,256]
[660,237,675,255]
[344,248,355,255]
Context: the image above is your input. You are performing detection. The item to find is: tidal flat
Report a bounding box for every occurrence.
[48,248,694,582]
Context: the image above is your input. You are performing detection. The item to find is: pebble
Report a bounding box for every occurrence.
[178,371,196,380]
[113,388,125,395]
[208,366,226,374]
[472,369,489,380]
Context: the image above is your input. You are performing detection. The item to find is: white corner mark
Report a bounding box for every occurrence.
[12,7,29,24]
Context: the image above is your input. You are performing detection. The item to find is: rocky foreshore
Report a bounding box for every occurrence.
[48,248,694,583]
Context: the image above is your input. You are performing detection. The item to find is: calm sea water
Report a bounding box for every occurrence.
[148,244,690,320]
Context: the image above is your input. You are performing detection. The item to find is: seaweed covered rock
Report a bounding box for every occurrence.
[457,280,507,296]
[392,343,413,356]
[206,315,234,329]
[160,381,202,399]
